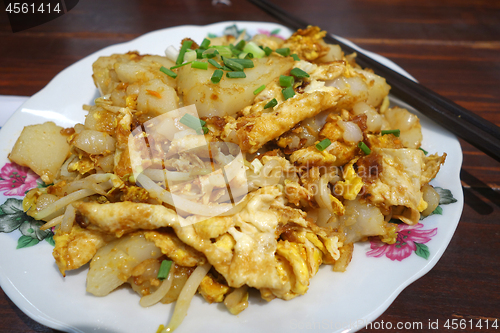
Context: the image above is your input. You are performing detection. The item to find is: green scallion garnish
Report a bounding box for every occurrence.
[282,86,295,100]
[191,61,208,70]
[235,40,246,50]
[206,46,232,58]
[381,129,400,137]
[254,85,266,95]
[176,40,193,65]
[264,98,278,109]
[358,141,371,155]
[200,38,211,49]
[290,67,310,79]
[419,147,428,155]
[263,46,273,56]
[222,65,233,71]
[196,48,205,59]
[202,49,219,59]
[279,75,294,88]
[160,66,177,79]
[226,71,246,79]
[316,138,331,151]
[243,42,266,58]
[230,45,243,57]
[276,47,290,57]
[170,62,192,70]
[222,57,244,71]
[230,58,254,68]
[291,54,300,61]
[207,33,217,38]
[238,52,253,59]
[180,113,206,131]
[211,69,223,83]
[270,28,280,35]
[208,59,223,69]
[157,260,172,280]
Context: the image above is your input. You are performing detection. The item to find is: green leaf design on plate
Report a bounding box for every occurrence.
[0,198,29,233]
[434,187,457,205]
[432,206,443,215]
[415,242,430,260]
[0,197,24,215]
[17,235,40,249]
[19,219,52,240]
[45,234,55,246]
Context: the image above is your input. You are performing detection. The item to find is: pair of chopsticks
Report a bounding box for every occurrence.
[247,0,500,162]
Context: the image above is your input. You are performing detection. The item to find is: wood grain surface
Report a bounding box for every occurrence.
[1,0,499,332]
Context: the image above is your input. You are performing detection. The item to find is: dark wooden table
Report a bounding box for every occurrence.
[1,0,499,332]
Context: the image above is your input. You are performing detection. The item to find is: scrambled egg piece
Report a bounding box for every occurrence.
[53,225,115,276]
[282,26,330,61]
[143,229,206,267]
[336,160,363,200]
[358,148,425,225]
[198,274,230,303]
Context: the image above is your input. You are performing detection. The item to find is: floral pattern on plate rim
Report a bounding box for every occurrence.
[366,187,457,261]
[0,162,54,249]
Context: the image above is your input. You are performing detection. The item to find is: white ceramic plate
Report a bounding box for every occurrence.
[0,21,463,333]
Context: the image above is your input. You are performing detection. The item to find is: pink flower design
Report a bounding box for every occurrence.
[257,29,285,40]
[0,163,38,196]
[366,223,437,261]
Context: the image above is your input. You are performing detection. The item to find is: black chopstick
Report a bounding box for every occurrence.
[247,0,500,162]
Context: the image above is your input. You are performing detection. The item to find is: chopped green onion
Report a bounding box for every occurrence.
[157,260,172,280]
[282,86,295,100]
[208,59,223,69]
[243,41,266,58]
[209,46,232,58]
[279,75,294,88]
[235,40,246,50]
[160,66,177,79]
[211,69,223,83]
[196,48,205,59]
[264,98,278,109]
[381,129,400,137]
[226,71,246,78]
[200,38,211,49]
[253,84,266,95]
[230,58,254,68]
[263,46,273,56]
[270,28,280,35]
[316,138,331,151]
[170,62,192,70]
[180,113,206,131]
[202,126,209,134]
[176,40,193,65]
[238,52,253,59]
[222,65,233,71]
[276,48,290,57]
[290,67,310,79]
[358,141,371,155]
[222,57,244,71]
[191,61,208,70]
[202,49,219,59]
[184,50,197,63]
[230,45,243,57]
[291,54,300,61]
[419,147,428,155]
[207,33,217,38]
